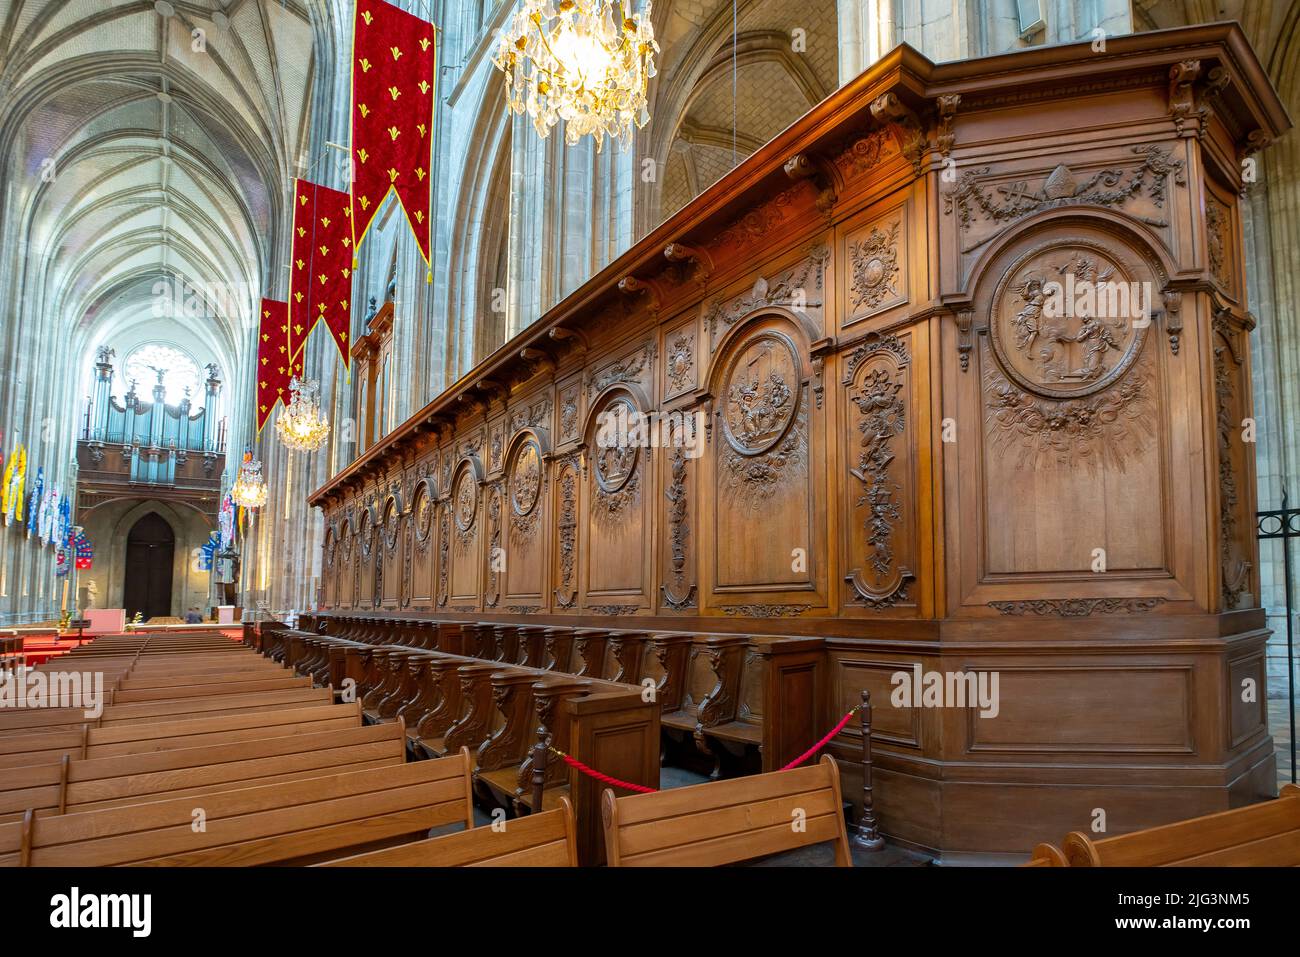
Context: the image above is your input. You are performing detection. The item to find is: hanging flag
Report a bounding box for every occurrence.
[55,545,70,578]
[57,494,71,549]
[0,443,23,526]
[72,530,94,570]
[351,0,436,276]
[39,484,58,546]
[198,532,221,572]
[26,466,44,538]
[219,493,235,547]
[289,178,354,367]
[256,298,292,431]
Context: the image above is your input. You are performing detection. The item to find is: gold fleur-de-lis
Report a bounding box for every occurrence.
[416,123,427,137]
[414,210,424,224]
[342,268,351,279]
[415,167,426,181]
[340,332,348,342]
[359,58,371,72]
[388,86,401,101]
[357,148,369,164]
[388,167,399,183]
[387,126,400,141]
[419,37,430,51]
[359,196,370,209]
[340,299,349,309]
[296,226,305,237]
[293,323,303,335]
[299,194,308,204]
[293,291,304,302]
[390,46,402,61]
[319,245,329,256]
[261,332,269,341]
[361,10,372,25]
[318,273,328,285]
[320,216,331,228]
[295,258,304,270]
[342,237,351,247]
[418,80,429,95]
[358,103,369,118]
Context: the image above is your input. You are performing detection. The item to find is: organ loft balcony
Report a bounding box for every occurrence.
[75,346,226,514]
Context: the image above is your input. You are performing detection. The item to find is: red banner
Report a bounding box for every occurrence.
[289,178,354,368]
[255,298,291,432]
[350,0,436,271]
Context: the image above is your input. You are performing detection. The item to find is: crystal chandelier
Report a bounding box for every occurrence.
[275,376,330,453]
[230,452,268,509]
[493,0,659,152]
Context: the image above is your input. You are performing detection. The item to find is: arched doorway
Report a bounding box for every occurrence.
[122,512,175,620]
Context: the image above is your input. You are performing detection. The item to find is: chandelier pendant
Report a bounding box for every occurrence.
[230,450,269,509]
[275,376,331,454]
[492,0,659,152]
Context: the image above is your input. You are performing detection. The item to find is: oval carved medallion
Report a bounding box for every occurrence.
[511,440,542,516]
[721,332,800,455]
[454,471,477,531]
[989,241,1147,400]
[594,396,639,494]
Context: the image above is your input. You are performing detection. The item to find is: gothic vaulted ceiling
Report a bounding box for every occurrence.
[0,0,319,377]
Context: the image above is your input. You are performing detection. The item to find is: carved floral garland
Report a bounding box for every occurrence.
[984,350,1154,473]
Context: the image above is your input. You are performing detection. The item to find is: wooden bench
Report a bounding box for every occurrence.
[1029,784,1300,866]
[602,754,851,866]
[0,720,409,821]
[0,749,475,867]
[316,798,577,867]
[0,702,363,768]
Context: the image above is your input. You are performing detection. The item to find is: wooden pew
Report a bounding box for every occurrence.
[316,798,577,867]
[602,754,852,867]
[1030,784,1300,867]
[0,702,363,768]
[0,720,408,821]
[0,750,476,867]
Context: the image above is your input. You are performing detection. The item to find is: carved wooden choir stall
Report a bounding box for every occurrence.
[307,24,1291,860]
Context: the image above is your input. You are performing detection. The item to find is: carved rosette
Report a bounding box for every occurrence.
[843,333,913,607]
[848,217,902,317]
[666,333,695,395]
[559,387,580,441]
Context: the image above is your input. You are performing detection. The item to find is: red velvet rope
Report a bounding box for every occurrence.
[778,706,859,771]
[552,704,860,791]
[555,751,659,793]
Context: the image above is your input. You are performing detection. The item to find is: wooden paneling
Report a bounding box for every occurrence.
[307,26,1290,858]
